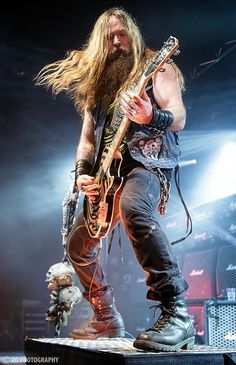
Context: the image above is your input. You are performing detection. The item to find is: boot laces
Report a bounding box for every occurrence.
[94,308,115,321]
[149,303,176,332]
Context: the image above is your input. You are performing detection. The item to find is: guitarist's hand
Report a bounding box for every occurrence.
[120,90,153,125]
[76,175,99,201]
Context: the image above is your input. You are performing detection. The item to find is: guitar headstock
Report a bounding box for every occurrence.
[145,36,179,79]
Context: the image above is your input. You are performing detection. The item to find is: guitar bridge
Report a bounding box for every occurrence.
[97,202,108,227]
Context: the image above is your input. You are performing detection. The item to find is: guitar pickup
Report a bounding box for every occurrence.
[97,202,108,227]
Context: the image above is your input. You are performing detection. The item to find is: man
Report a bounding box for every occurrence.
[36,7,194,352]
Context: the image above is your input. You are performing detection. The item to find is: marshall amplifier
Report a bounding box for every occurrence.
[21,300,49,340]
[205,299,236,348]
[182,249,217,300]
[216,245,236,297]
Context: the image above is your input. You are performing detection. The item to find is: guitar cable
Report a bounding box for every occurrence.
[67,231,103,305]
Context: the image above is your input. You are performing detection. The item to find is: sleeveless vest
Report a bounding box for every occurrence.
[93,88,181,170]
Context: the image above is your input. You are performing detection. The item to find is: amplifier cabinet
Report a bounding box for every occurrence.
[182,249,217,300]
[216,245,236,297]
[205,299,236,348]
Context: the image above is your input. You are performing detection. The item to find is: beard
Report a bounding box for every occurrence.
[94,49,134,111]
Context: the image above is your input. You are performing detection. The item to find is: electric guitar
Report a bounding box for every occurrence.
[84,36,179,238]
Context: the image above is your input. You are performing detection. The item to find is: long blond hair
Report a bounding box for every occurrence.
[35,7,184,114]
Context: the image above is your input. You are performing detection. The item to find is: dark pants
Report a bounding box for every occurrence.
[67,166,188,302]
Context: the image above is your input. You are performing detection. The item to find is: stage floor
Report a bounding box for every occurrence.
[24,337,236,365]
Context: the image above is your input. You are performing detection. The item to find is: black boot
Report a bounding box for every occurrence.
[70,288,125,339]
[133,295,195,352]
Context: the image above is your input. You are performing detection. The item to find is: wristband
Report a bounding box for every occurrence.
[75,159,92,180]
[145,109,174,132]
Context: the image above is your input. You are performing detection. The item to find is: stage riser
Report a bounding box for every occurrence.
[24,338,236,365]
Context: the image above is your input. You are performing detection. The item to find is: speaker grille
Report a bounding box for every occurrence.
[216,245,236,297]
[182,249,216,300]
[205,300,236,348]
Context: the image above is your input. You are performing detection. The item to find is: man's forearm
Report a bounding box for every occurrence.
[168,105,186,131]
[75,142,95,180]
[76,145,94,164]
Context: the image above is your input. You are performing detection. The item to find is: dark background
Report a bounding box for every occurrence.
[0,0,236,350]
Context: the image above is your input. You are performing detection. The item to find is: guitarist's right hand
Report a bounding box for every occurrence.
[76,174,99,201]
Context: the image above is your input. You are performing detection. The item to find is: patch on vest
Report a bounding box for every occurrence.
[138,136,163,160]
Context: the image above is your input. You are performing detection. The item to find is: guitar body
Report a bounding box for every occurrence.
[84,159,123,238]
[83,36,179,239]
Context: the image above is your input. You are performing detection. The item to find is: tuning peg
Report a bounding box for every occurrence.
[159,68,166,72]
[166,59,173,64]
[173,50,180,56]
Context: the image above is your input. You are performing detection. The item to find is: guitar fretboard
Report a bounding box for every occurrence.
[97,75,146,178]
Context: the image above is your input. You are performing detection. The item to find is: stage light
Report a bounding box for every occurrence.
[179,159,197,167]
[197,142,236,204]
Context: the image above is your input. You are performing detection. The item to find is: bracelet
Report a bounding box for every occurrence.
[144,109,174,133]
[75,159,92,180]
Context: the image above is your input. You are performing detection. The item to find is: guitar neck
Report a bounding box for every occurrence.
[100,75,147,176]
